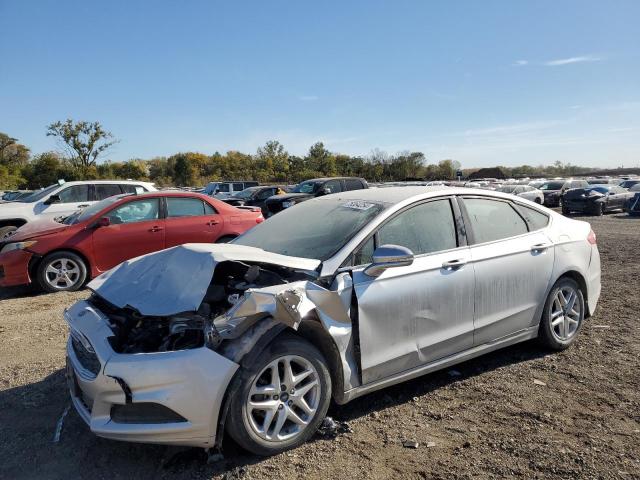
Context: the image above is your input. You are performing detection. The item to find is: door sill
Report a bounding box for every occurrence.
[340,326,538,404]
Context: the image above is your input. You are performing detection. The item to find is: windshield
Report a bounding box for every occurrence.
[61,195,124,225]
[587,186,609,194]
[16,184,60,203]
[539,182,564,191]
[292,181,319,194]
[233,187,258,199]
[233,197,386,260]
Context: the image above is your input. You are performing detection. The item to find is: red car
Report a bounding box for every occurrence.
[0,191,264,292]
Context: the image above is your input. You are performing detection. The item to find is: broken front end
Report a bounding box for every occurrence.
[65,244,356,447]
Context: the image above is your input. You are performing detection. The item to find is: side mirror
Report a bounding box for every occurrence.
[364,244,414,277]
[95,217,111,228]
[44,194,61,205]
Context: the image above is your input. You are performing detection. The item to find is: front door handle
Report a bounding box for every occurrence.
[442,258,467,270]
[77,204,90,208]
[149,226,163,233]
[531,243,552,252]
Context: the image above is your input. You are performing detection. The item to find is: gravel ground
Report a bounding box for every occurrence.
[0,212,638,479]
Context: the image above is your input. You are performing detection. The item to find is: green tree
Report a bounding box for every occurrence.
[0,133,30,167]
[46,119,117,175]
[171,153,196,186]
[22,152,62,188]
[256,140,289,182]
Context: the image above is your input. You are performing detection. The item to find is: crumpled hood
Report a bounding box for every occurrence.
[5,217,70,241]
[88,243,321,316]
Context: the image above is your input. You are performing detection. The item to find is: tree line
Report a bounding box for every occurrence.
[0,119,594,190]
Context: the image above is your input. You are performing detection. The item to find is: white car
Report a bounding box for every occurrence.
[498,185,544,204]
[0,180,156,238]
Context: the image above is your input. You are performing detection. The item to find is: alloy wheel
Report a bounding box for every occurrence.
[549,285,582,341]
[44,257,82,290]
[244,355,320,443]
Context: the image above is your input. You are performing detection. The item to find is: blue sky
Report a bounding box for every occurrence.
[1,0,639,168]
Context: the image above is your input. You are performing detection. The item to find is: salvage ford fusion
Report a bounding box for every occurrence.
[65,186,601,455]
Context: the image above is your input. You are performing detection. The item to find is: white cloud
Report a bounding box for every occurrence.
[513,60,528,66]
[298,95,319,101]
[544,55,602,66]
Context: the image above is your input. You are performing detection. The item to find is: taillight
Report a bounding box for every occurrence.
[256,216,264,224]
[587,229,597,245]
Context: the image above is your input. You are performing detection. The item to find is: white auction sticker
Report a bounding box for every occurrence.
[342,201,375,211]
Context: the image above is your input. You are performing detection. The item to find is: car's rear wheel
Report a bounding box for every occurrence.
[226,334,331,456]
[538,277,585,350]
[36,251,88,293]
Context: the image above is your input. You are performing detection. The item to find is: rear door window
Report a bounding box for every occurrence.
[324,180,343,194]
[514,204,549,231]
[233,183,245,191]
[107,198,160,224]
[462,198,528,244]
[58,185,89,203]
[344,179,364,191]
[378,199,457,255]
[95,184,123,200]
[121,184,142,194]
[166,197,207,217]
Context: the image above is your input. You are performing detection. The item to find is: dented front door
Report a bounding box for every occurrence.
[350,198,475,385]
[352,249,475,385]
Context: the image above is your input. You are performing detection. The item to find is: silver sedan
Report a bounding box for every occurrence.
[65,187,600,455]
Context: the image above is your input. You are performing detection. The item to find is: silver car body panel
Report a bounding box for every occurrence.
[65,187,601,448]
[65,300,239,447]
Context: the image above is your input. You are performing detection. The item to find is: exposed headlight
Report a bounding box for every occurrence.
[282,200,296,208]
[0,240,37,254]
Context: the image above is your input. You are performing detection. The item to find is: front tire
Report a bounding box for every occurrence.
[226,334,332,456]
[538,277,585,350]
[36,251,88,293]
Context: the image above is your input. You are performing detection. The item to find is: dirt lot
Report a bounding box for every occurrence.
[0,213,638,480]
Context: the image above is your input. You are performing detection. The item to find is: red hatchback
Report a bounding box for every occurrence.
[0,191,264,292]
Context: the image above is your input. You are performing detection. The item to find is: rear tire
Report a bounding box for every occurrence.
[561,206,570,215]
[538,277,585,351]
[226,334,332,456]
[0,226,17,239]
[36,251,88,293]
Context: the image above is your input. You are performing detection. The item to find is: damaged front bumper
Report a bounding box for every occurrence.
[65,300,239,448]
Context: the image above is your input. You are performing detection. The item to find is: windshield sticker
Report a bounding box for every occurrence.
[342,201,376,211]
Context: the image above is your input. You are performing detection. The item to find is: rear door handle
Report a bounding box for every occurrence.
[442,259,467,270]
[531,243,552,252]
[149,226,163,232]
[77,204,90,208]
[207,219,220,226]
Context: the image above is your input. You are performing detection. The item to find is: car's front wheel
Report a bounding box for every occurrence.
[36,251,88,293]
[538,277,585,350]
[226,334,331,456]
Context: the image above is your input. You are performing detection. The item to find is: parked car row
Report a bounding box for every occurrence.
[0,191,263,292]
[0,180,156,238]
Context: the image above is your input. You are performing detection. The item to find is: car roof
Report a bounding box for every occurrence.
[304,177,364,182]
[313,185,554,207]
[59,179,154,186]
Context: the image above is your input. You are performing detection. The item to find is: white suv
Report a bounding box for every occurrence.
[0,180,156,237]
